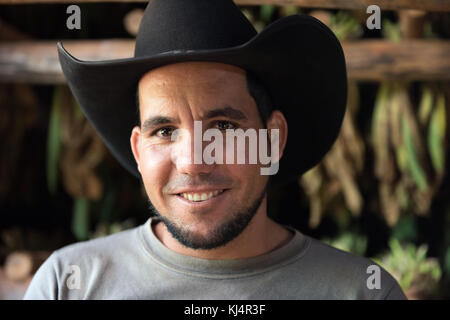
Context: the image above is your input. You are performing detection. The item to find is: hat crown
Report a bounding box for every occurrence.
[134,0,257,57]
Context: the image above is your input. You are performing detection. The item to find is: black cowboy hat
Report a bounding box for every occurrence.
[57,0,347,187]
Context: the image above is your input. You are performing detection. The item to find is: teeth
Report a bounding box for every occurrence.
[180,190,223,202]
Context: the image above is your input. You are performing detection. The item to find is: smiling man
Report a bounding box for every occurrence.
[24,0,406,300]
[131,62,291,258]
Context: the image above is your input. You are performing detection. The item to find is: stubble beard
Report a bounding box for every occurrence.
[148,185,267,250]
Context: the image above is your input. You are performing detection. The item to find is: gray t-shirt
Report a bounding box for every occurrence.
[23,217,406,300]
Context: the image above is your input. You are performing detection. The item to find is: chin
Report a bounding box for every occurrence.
[177,210,230,230]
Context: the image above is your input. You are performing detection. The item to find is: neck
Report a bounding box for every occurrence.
[152,198,294,260]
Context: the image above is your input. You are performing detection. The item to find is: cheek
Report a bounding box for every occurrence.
[221,129,271,166]
[224,163,268,209]
[139,144,173,197]
[224,134,270,193]
[241,164,265,180]
[225,162,267,190]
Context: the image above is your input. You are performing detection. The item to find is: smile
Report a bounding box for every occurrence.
[179,190,225,202]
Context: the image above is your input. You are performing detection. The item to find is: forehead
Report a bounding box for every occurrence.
[139,61,246,88]
[138,61,255,113]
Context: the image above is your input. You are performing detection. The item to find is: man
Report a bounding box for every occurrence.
[24,0,406,299]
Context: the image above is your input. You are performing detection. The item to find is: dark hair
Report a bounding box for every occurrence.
[245,71,274,128]
[135,71,274,127]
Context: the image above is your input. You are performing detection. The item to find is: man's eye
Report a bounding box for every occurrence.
[216,121,237,131]
[152,127,174,138]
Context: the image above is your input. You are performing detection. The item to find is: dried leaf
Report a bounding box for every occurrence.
[372,82,395,182]
[72,197,90,241]
[402,116,428,192]
[47,86,63,196]
[324,139,362,216]
[260,5,276,23]
[380,182,400,226]
[428,92,446,175]
[84,171,103,201]
[418,85,434,127]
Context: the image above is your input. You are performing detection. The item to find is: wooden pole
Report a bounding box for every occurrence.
[0,0,449,12]
[343,40,450,81]
[0,40,134,84]
[1,39,450,83]
[399,10,428,38]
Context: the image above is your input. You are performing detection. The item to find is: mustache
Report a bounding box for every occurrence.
[163,174,234,193]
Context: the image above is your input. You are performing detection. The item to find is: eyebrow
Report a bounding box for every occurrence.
[140,106,248,134]
[141,116,176,134]
[203,106,248,121]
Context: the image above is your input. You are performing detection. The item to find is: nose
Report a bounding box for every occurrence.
[171,127,215,176]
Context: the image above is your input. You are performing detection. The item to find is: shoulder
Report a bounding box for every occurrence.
[304,236,375,270]
[296,234,406,299]
[24,225,143,300]
[55,226,139,258]
[50,225,142,272]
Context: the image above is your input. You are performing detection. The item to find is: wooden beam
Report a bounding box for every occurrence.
[0,0,449,12]
[239,0,450,11]
[0,40,134,84]
[1,39,450,83]
[343,40,450,81]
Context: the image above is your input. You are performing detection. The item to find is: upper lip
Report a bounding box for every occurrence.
[171,187,230,195]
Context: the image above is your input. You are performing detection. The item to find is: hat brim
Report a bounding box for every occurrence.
[57,14,347,187]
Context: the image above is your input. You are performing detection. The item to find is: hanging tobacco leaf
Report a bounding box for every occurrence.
[259,5,276,24]
[72,197,90,241]
[428,92,446,175]
[402,116,428,192]
[46,86,63,196]
[418,85,434,127]
[372,82,395,182]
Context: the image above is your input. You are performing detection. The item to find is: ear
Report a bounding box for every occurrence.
[130,126,142,174]
[265,110,288,162]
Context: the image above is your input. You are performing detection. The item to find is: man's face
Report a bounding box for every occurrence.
[131,62,272,250]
